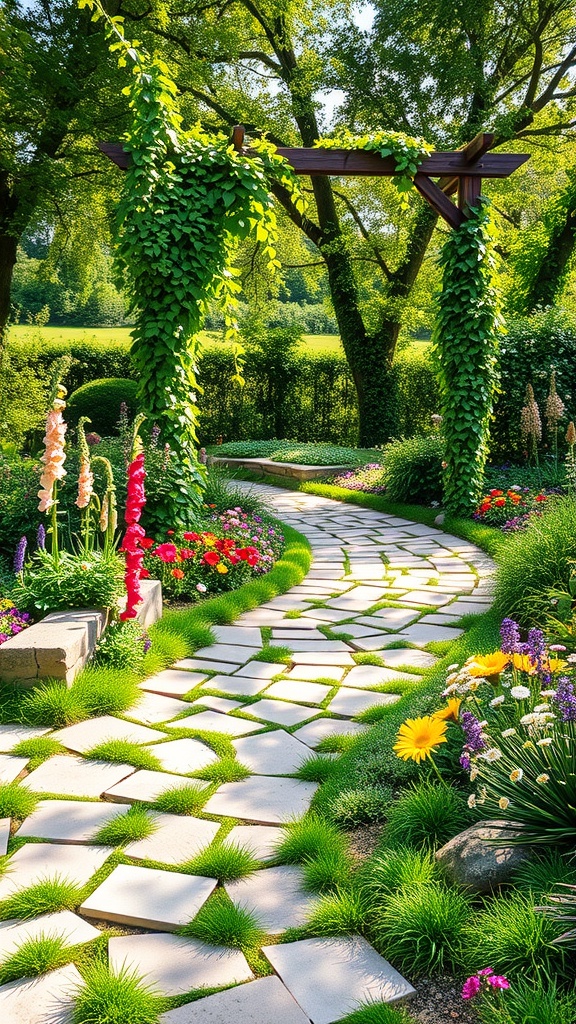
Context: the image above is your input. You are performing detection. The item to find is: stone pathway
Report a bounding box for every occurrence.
[0,486,494,1023]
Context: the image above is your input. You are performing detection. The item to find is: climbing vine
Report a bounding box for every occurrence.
[80,0,304,528]
[432,197,501,515]
[316,129,432,206]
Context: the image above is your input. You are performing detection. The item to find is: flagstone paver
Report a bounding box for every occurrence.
[263,936,416,1023]
[0,818,9,857]
[0,482,496,1021]
[108,933,253,996]
[225,865,317,933]
[160,975,311,1024]
[80,864,217,930]
[0,912,100,959]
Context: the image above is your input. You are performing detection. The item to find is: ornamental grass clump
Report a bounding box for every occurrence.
[465,892,567,981]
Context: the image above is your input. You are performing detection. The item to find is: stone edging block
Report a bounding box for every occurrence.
[211,456,351,481]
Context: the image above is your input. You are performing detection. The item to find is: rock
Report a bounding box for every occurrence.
[435,821,530,892]
[434,513,446,526]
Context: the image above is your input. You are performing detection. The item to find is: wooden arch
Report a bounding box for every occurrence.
[100,128,529,229]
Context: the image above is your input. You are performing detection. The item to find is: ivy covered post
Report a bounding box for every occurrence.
[433,197,501,516]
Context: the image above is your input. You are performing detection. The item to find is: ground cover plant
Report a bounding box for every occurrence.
[210,439,381,465]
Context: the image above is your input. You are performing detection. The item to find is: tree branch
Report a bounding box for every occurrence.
[331,187,392,280]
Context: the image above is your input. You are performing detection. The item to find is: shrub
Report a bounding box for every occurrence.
[0,451,42,560]
[15,550,125,615]
[383,434,444,504]
[370,882,471,977]
[384,781,472,851]
[94,621,150,672]
[494,496,576,624]
[67,378,139,436]
[328,786,391,828]
[464,892,568,980]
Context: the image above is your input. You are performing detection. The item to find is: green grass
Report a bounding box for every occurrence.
[72,963,162,1024]
[274,815,348,864]
[464,892,569,981]
[0,877,84,920]
[179,890,265,949]
[250,645,293,664]
[184,842,260,882]
[369,882,472,978]
[306,887,366,936]
[152,784,208,815]
[194,756,251,784]
[211,439,380,466]
[295,755,339,783]
[72,667,142,717]
[0,934,72,985]
[21,684,88,728]
[478,978,576,1024]
[85,740,163,772]
[91,806,156,846]
[10,736,65,768]
[513,851,576,901]
[360,846,439,900]
[302,848,353,893]
[0,781,37,820]
[328,786,392,828]
[339,1004,416,1024]
[384,781,473,851]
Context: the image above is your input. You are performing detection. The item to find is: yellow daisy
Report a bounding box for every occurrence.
[433,697,462,722]
[393,716,448,763]
[466,652,509,677]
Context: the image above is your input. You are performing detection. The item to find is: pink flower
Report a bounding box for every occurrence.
[462,976,481,999]
[38,397,67,512]
[120,452,147,620]
[76,458,94,509]
[487,975,510,990]
[125,452,146,523]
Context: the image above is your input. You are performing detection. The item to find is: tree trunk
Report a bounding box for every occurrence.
[0,233,18,362]
[524,176,576,311]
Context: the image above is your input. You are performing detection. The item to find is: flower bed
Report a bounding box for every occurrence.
[473,487,553,532]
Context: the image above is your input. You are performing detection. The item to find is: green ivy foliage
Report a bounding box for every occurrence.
[80,1,303,528]
[433,197,501,515]
[315,129,432,204]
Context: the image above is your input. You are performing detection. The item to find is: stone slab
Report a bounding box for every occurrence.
[400,591,453,607]
[232,662,283,680]
[381,648,438,669]
[0,964,83,1024]
[212,626,263,647]
[343,665,419,689]
[435,601,490,616]
[226,824,285,862]
[175,658,243,674]
[159,975,311,1024]
[0,912,100,960]
[204,776,317,825]
[290,652,355,667]
[328,688,400,718]
[16,800,130,844]
[330,624,385,639]
[104,769,210,805]
[129,692,194,725]
[144,737,219,774]
[194,645,262,664]
[125,813,220,865]
[0,842,110,900]
[264,680,333,705]
[225,865,315,934]
[108,932,253,996]
[80,864,217,930]
[283,665,345,683]
[192,695,244,714]
[0,754,29,784]
[263,598,316,612]
[0,609,106,686]
[22,755,135,798]
[245,700,319,727]
[263,936,416,1023]
[141,669,207,697]
[278,640,353,655]
[272,630,328,643]
[169,712,263,737]
[202,676,269,697]
[52,715,163,754]
[395,623,464,646]
[233,731,309,775]
[0,819,9,857]
[301,608,354,624]
[0,725,51,752]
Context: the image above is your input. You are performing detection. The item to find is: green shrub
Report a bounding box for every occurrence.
[494,496,576,624]
[329,786,391,828]
[0,451,42,560]
[478,978,576,1024]
[370,882,471,977]
[15,550,125,615]
[67,378,139,435]
[384,781,472,851]
[383,435,444,504]
[360,846,438,900]
[464,892,568,980]
[94,621,150,672]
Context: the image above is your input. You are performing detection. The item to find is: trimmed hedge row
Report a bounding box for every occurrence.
[6,338,440,446]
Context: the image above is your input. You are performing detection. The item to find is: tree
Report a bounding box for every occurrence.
[0,0,125,354]
[130,0,576,444]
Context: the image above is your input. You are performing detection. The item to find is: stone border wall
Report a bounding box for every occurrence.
[210,456,349,481]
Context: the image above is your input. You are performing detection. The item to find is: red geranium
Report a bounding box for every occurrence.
[183,532,201,542]
[494,498,506,507]
[202,550,220,566]
[535,494,547,502]
[237,546,259,566]
[154,542,178,563]
[179,548,195,560]
[140,537,155,550]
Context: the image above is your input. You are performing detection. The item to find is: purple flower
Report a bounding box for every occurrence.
[461,710,485,753]
[525,627,546,671]
[500,618,521,654]
[459,752,471,770]
[552,676,576,722]
[142,634,152,654]
[37,523,46,551]
[150,424,161,449]
[13,536,27,574]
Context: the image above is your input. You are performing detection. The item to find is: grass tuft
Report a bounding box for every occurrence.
[512,851,576,901]
[384,781,472,851]
[194,756,251,784]
[21,684,88,728]
[179,890,265,949]
[0,781,38,821]
[302,848,353,893]
[10,737,65,767]
[464,892,568,981]
[85,740,163,772]
[0,876,83,921]
[275,814,348,864]
[91,806,156,846]
[339,1003,415,1024]
[478,977,576,1024]
[152,783,208,815]
[72,667,141,717]
[306,887,366,936]
[296,755,339,784]
[250,646,293,664]
[360,846,438,907]
[0,934,71,985]
[184,842,260,882]
[72,963,161,1024]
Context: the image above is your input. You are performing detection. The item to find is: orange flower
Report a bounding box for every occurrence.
[172,568,185,579]
[466,652,509,677]
[512,653,537,674]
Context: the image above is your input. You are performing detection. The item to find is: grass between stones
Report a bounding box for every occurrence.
[183,842,260,882]
[250,645,293,664]
[295,754,339,783]
[304,887,366,937]
[0,933,73,985]
[85,741,164,772]
[151,783,210,816]
[0,876,85,921]
[0,781,38,820]
[274,815,348,864]
[179,889,265,949]
[91,806,157,846]
[10,736,65,768]
[72,963,163,1024]
[339,1003,415,1023]
[193,756,251,784]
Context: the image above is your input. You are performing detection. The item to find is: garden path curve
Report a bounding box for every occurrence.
[0,485,495,1023]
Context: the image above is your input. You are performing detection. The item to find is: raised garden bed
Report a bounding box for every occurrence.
[210,455,347,481]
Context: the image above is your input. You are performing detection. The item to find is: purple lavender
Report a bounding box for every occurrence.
[461,710,485,753]
[13,536,27,574]
[142,633,152,654]
[37,523,46,551]
[551,676,576,722]
[500,618,521,654]
[525,627,546,672]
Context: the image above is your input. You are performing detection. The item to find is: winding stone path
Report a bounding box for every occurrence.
[0,485,494,1023]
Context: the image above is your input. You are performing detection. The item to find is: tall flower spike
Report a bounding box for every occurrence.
[520,384,542,442]
[38,386,67,512]
[545,369,565,430]
[76,417,94,509]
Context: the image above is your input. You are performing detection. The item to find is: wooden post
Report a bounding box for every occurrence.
[232,126,245,152]
[458,175,482,214]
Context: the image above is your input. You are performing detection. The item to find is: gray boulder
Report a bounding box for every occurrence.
[435,821,530,893]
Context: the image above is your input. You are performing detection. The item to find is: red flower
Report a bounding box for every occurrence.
[172,568,185,579]
[140,568,151,579]
[154,542,178,563]
[479,503,491,513]
[236,546,260,566]
[202,551,220,566]
[489,489,504,497]
[179,548,195,560]
[494,498,506,507]
[125,452,146,525]
[183,532,201,542]
[535,494,547,502]
[140,537,155,550]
